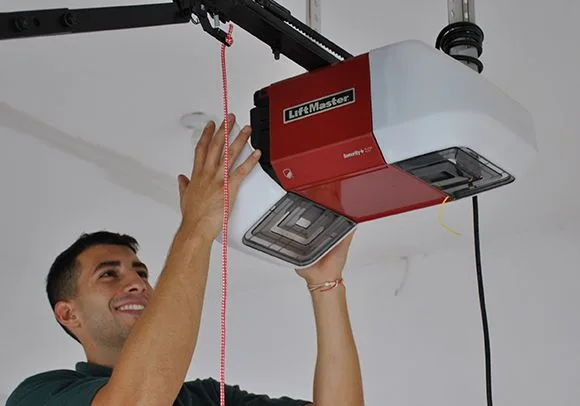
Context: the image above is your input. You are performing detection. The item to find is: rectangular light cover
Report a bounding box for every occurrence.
[395,147,515,199]
[242,193,356,267]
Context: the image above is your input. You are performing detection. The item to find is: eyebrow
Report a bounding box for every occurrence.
[93,260,149,275]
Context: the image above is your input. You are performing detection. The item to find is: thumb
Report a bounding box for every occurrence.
[177,174,189,198]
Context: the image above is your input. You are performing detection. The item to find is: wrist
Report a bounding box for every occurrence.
[302,273,343,285]
[176,221,214,247]
[306,277,344,294]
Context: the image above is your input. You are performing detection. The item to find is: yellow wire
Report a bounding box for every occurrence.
[438,196,461,236]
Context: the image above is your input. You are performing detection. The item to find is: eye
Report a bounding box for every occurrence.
[138,271,149,279]
[100,270,117,278]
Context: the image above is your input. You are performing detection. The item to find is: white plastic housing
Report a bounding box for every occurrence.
[369,40,537,176]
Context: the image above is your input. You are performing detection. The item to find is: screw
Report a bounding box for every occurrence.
[14,17,31,32]
[63,12,78,27]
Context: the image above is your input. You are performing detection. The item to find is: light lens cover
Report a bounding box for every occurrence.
[243,193,356,267]
[395,147,515,198]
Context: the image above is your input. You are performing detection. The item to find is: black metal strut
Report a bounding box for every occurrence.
[0,0,353,72]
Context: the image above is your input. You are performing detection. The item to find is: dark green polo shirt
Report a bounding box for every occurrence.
[6,361,310,405]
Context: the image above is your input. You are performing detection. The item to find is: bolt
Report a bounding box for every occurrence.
[63,12,78,27]
[14,17,31,32]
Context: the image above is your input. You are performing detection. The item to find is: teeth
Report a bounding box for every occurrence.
[118,304,145,311]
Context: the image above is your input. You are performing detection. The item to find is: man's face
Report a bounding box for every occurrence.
[70,244,153,349]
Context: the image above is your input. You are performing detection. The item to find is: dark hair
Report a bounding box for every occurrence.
[46,231,139,343]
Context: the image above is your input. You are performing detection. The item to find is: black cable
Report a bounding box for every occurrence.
[435,21,493,406]
[472,196,493,406]
[435,21,485,73]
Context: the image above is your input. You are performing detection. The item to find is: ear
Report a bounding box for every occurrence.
[54,300,81,331]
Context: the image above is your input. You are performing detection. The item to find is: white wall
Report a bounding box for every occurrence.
[211,223,580,406]
[353,226,580,405]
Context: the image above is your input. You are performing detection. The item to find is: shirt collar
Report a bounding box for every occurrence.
[75,361,113,377]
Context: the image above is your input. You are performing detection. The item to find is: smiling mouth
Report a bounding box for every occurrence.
[115,304,146,314]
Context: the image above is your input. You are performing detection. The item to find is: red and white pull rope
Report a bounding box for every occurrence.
[220,23,234,406]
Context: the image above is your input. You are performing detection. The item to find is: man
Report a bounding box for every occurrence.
[6,114,365,406]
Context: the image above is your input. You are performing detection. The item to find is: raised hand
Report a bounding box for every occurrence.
[177,113,261,241]
[296,232,356,285]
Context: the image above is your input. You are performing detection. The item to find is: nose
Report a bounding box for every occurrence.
[123,270,148,293]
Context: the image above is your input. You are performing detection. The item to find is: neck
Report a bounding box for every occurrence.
[83,341,123,368]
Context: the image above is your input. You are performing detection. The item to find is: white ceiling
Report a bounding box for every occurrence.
[1,0,579,404]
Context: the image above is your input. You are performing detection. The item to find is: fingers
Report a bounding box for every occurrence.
[177,174,189,199]
[345,230,356,242]
[190,113,257,187]
[222,125,252,169]
[341,232,355,248]
[205,113,235,169]
[230,149,262,187]
[192,120,215,176]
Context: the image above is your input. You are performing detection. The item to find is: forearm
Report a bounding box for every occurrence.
[311,284,364,406]
[98,224,212,406]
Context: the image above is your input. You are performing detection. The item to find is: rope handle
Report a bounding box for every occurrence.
[220,23,234,406]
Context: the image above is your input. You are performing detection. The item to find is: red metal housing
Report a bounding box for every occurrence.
[266,54,447,222]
